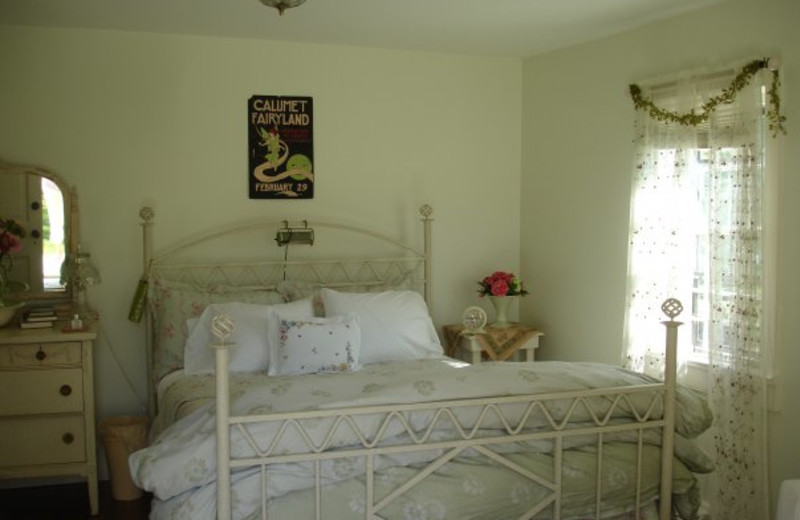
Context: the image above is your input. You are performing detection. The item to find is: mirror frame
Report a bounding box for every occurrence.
[0,160,76,303]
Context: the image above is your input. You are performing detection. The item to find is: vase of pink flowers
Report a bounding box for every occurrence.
[0,218,26,326]
[477,271,528,328]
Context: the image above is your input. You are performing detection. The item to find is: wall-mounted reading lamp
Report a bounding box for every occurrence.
[275,221,314,280]
[275,220,315,247]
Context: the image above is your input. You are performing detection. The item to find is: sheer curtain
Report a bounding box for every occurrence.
[623,63,773,519]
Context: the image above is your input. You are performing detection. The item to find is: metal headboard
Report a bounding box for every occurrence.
[137,204,433,415]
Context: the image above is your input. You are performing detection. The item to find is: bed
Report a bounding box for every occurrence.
[128,204,713,520]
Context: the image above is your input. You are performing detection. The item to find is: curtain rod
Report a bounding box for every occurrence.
[639,57,778,93]
[645,68,737,92]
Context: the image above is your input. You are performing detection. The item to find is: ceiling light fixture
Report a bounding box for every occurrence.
[258,0,308,15]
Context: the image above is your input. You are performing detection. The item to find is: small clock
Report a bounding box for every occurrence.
[461,306,487,334]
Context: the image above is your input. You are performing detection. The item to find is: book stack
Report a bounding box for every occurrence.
[20,306,58,329]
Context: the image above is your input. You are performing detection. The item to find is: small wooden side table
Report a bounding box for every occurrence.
[443,323,544,364]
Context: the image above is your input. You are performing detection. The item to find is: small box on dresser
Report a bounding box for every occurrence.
[0,322,99,516]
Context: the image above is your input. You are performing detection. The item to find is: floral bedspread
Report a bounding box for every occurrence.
[131,358,713,520]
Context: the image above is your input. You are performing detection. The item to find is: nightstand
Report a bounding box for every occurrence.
[443,323,543,364]
[0,322,99,516]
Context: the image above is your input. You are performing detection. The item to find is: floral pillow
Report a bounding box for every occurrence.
[267,312,361,376]
[148,278,285,382]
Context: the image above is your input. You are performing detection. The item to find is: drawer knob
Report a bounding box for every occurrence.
[36,349,47,361]
[62,432,75,444]
[60,385,72,396]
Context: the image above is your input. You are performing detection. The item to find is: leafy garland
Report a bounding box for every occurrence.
[629,58,787,137]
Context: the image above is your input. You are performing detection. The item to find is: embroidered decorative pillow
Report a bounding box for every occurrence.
[267,312,361,376]
[183,298,315,374]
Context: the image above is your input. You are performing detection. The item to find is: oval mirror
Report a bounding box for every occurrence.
[0,161,74,302]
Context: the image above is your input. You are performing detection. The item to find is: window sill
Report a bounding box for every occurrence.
[680,359,709,392]
[679,358,781,412]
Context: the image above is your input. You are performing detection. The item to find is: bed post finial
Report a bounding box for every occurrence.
[139,206,154,223]
[661,298,683,321]
[211,314,235,346]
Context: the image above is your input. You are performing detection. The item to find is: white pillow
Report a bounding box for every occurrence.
[186,317,199,336]
[267,313,361,376]
[183,298,314,374]
[320,288,443,365]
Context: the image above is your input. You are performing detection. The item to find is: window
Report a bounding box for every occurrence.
[624,75,773,375]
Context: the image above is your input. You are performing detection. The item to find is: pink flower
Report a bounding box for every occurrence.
[0,218,26,257]
[492,271,512,282]
[490,279,509,296]
[478,270,529,298]
[0,232,22,254]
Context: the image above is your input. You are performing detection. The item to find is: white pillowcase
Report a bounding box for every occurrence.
[320,288,443,365]
[267,313,361,376]
[183,298,314,374]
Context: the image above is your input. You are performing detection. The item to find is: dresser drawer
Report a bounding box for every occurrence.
[0,368,84,416]
[0,415,86,466]
[0,342,82,368]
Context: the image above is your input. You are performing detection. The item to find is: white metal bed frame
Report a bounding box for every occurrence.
[138,204,681,520]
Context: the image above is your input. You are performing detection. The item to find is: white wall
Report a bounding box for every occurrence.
[520,0,799,509]
[0,26,521,430]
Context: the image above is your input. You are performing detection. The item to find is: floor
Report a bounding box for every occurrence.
[0,481,150,520]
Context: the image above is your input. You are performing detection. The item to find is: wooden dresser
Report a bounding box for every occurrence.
[0,323,98,515]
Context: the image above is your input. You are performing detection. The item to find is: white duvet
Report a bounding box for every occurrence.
[130,358,713,519]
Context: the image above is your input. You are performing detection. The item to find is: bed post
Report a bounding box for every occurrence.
[139,207,156,416]
[211,315,235,520]
[659,298,683,520]
[419,204,433,309]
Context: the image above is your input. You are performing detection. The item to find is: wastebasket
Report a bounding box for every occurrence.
[98,416,149,501]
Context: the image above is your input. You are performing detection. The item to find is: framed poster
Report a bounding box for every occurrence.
[248,95,314,199]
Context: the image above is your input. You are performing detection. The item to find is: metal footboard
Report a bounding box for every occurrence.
[212,300,681,520]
